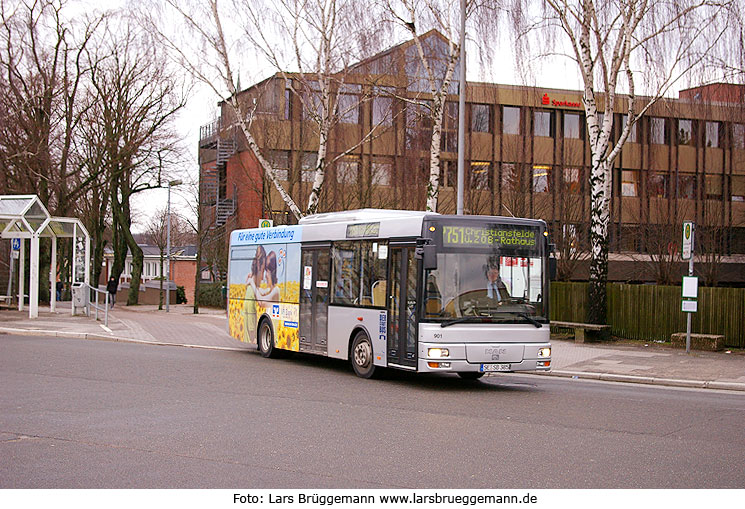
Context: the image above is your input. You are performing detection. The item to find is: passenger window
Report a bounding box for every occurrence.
[332,240,388,307]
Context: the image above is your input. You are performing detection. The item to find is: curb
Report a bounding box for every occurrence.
[535,369,745,392]
[0,326,250,353]
[3,326,745,392]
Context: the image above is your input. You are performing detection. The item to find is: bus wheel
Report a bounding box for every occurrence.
[457,372,484,380]
[351,331,376,379]
[258,320,277,358]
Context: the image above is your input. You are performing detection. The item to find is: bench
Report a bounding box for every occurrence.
[551,321,610,343]
[670,333,725,351]
[0,295,13,309]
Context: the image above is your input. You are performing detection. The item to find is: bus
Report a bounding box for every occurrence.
[227,209,552,379]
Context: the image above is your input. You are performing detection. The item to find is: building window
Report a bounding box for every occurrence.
[678,119,693,146]
[621,170,639,197]
[267,150,290,181]
[532,165,550,193]
[443,161,455,188]
[441,102,459,152]
[301,152,317,182]
[650,117,667,145]
[406,100,433,151]
[647,172,669,198]
[372,87,394,127]
[732,176,745,202]
[336,158,359,184]
[677,174,696,199]
[733,124,745,149]
[503,106,520,135]
[284,84,292,120]
[471,104,490,133]
[705,174,723,199]
[470,162,491,190]
[302,82,323,121]
[534,111,554,138]
[501,162,522,192]
[563,167,581,194]
[371,160,393,186]
[564,113,581,139]
[621,115,637,142]
[705,122,721,148]
[336,84,361,124]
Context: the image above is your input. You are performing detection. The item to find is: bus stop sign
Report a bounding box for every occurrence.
[11,238,20,250]
[682,221,694,260]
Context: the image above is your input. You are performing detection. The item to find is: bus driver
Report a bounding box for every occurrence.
[484,256,510,302]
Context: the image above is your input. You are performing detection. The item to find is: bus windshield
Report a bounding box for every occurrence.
[423,222,547,323]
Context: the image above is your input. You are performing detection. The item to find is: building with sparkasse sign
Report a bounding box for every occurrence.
[199,30,745,284]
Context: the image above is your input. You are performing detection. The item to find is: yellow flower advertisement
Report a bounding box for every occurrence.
[227,226,302,352]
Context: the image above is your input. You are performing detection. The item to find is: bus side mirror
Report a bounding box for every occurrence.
[549,257,557,280]
[417,245,437,270]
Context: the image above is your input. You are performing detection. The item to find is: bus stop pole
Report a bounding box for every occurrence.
[685,225,694,354]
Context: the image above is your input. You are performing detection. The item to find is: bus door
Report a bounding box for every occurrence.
[299,245,330,354]
[387,244,418,369]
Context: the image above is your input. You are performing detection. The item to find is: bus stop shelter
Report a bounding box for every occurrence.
[0,195,90,318]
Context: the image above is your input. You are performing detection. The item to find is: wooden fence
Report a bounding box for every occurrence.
[550,282,745,348]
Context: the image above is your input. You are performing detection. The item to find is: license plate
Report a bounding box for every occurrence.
[480,363,511,372]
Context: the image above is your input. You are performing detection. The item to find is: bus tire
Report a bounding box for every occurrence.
[457,372,484,380]
[258,319,277,358]
[350,331,376,379]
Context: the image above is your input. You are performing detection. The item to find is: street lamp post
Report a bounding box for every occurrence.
[166,179,182,312]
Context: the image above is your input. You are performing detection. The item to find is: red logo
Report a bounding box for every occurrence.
[541,92,581,108]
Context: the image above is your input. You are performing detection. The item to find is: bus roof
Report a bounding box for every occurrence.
[300,209,435,242]
[298,208,435,225]
[230,210,547,246]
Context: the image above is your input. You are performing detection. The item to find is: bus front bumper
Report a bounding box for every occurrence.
[417,342,552,373]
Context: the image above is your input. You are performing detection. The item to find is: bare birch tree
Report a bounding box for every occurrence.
[383,1,460,212]
[147,0,388,218]
[509,0,735,323]
[241,0,391,215]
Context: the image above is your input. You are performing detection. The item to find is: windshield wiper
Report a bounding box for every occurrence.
[506,312,543,328]
[440,316,480,328]
[439,313,544,328]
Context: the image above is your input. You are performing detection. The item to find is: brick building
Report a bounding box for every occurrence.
[199,31,745,284]
[103,245,198,304]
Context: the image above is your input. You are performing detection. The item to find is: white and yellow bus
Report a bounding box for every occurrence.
[227,209,552,379]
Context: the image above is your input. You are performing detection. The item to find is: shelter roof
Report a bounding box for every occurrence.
[0,194,88,239]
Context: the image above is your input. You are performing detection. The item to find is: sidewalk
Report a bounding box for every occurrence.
[1,302,744,391]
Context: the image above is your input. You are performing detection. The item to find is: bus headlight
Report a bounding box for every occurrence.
[538,348,551,358]
[428,348,450,358]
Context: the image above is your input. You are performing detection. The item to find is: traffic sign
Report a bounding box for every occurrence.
[682,221,694,260]
[11,238,20,250]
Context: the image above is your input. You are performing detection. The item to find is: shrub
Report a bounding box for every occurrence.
[176,285,187,304]
[198,281,226,308]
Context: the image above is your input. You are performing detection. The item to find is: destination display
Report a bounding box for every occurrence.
[441,224,539,249]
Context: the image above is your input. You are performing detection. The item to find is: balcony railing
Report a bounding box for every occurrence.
[199,118,222,141]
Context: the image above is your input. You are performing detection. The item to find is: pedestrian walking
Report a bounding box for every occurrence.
[106,277,119,308]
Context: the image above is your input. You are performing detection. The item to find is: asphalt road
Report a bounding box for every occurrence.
[1,334,744,489]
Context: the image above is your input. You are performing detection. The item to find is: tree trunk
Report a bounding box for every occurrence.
[426,100,445,212]
[587,158,611,324]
